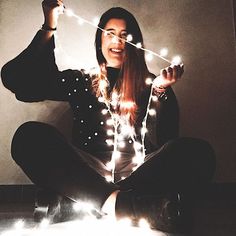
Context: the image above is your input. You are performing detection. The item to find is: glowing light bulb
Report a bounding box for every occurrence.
[14,220,24,230]
[141,127,148,135]
[160,48,168,57]
[39,218,50,228]
[98,97,104,102]
[145,77,153,85]
[105,175,113,182]
[120,125,133,136]
[126,34,133,42]
[139,218,150,229]
[106,139,113,146]
[107,129,114,136]
[118,141,126,148]
[172,55,182,65]
[73,202,82,212]
[136,42,142,49]
[101,109,108,115]
[106,119,114,126]
[149,109,156,116]
[133,142,142,150]
[99,79,108,91]
[146,53,153,62]
[112,151,121,160]
[152,95,158,102]
[106,161,114,170]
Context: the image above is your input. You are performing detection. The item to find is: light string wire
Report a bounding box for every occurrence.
[64,8,174,64]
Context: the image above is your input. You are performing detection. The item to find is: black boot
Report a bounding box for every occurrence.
[115,190,193,233]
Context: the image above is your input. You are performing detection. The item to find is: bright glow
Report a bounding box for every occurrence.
[65,9,74,17]
[160,48,168,57]
[73,202,82,212]
[105,175,113,182]
[105,139,113,146]
[98,97,104,102]
[141,127,148,135]
[112,151,121,159]
[107,129,114,136]
[120,125,134,136]
[132,156,143,165]
[153,76,164,88]
[73,201,94,212]
[117,218,132,227]
[99,79,108,91]
[120,101,135,109]
[39,218,50,228]
[106,161,114,170]
[136,42,142,49]
[14,220,24,230]
[111,92,119,107]
[139,218,150,229]
[106,119,114,126]
[146,53,153,61]
[101,109,108,115]
[172,55,182,65]
[149,109,156,116]
[93,17,100,26]
[118,141,126,148]
[145,77,153,85]
[133,142,142,150]
[126,34,133,42]
[152,95,158,102]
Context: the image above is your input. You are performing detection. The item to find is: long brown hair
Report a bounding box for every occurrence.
[94,7,150,124]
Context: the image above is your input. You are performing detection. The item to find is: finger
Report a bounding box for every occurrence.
[167,66,173,80]
[42,0,63,7]
[172,65,180,80]
[161,68,167,79]
[179,64,184,77]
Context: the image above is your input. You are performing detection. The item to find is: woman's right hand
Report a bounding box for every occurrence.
[42,0,64,29]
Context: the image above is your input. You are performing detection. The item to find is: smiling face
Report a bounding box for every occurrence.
[101,18,127,68]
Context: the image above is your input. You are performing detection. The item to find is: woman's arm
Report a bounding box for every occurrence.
[153,65,183,146]
[155,87,179,146]
[1,0,68,102]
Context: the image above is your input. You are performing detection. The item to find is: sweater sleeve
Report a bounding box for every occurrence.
[1,30,82,102]
[155,87,179,146]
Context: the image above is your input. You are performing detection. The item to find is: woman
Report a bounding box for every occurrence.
[1,0,215,233]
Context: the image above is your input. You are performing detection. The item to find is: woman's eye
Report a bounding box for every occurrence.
[106,31,115,37]
[120,33,127,39]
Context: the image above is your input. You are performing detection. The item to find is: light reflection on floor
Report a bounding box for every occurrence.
[0,218,174,236]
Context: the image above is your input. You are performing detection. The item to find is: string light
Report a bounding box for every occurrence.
[160,48,168,57]
[63,8,182,64]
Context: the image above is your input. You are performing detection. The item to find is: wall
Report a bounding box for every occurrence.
[0,0,235,184]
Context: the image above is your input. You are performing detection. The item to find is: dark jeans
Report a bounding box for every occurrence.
[11,121,216,209]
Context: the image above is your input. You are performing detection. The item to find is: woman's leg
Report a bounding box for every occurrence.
[11,121,118,210]
[119,137,216,193]
[114,137,215,232]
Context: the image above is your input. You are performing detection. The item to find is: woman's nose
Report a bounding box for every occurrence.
[111,35,122,44]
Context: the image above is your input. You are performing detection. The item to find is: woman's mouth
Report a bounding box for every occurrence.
[110,48,123,53]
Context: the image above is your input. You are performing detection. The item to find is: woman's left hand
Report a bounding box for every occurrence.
[153,64,184,92]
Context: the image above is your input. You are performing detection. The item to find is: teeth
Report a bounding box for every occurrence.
[111,48,122,52]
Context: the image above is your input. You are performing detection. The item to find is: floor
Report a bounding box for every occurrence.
[0,184,235,236]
